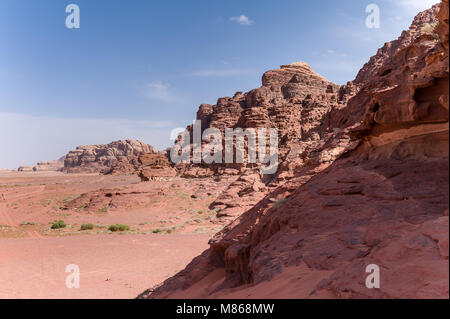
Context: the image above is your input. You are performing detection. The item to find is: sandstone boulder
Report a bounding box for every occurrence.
[137,153,177,181]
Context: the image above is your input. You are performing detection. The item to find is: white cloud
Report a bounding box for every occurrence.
[0,112,174,169]
[229,15,254,26]
[144,80,177,102]
[191,69,251,77]
[395,0,440,13]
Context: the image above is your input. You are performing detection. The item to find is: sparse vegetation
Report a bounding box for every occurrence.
[51,220,66,229]
[273,198,289,210]
[108,224,130,232]
[80,223,94,231]
[166,227,176,234]
[41,199,52,207]
[75,204,87,212]
[153,226,179,234]
[422,21,441,42]
[98,205,109,213]
[422,21,438,33]
[20,221,37,226]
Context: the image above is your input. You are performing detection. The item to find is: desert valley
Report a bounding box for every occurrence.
[0,1,449,300]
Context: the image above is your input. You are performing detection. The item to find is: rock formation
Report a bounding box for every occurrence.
[18,157,65,172]
[174,61,354,222]
[177,61,346,178]
[63,140,157,174]
[137,152,177,181]
[140,1,449,299]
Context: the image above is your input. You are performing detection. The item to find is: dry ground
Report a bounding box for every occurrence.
[0,171,229,299]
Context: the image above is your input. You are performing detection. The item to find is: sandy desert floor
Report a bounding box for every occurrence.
[0,171,227,299]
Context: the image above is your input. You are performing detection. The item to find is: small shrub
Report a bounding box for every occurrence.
[422,21,440,42]
[422,21,438,33]
[51,220,66,229]
[98,205,109,213]
[80,223,94,231]
[108,224,130,232]
[166,227,176,234]
[273,198,288,210]
[152,228,163,234]
[60,197,72,207]
[20,221,37,226]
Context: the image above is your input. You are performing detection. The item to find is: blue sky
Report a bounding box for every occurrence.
[0,0,440,169]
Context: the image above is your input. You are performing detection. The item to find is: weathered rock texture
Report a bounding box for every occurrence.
[137,153,177,181]
[18,157,65,172]
[63,140,157,174]
[175,61,355,222]
[141,2,449,299]
[178,62,346,177]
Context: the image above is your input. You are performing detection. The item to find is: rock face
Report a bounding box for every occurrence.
[137,152,177,181]
[176,61,354,222]
[18,157,65,172]
[177,61,346,177]
[63,140,157,174]
[141,2,449,299]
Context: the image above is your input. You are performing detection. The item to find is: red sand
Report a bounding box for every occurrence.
[0,171,225,298]
[0,233,210,299]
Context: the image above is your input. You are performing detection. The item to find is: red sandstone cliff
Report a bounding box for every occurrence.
[139,1,449,299]
[174,61,355,223]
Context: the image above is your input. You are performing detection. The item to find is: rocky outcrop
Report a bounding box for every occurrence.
[141,2,449,299]
[63,140,157,174]
[137,153,177,181]
[177,61,346,177]
[176,62,354,222]
[18,157,65,172]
